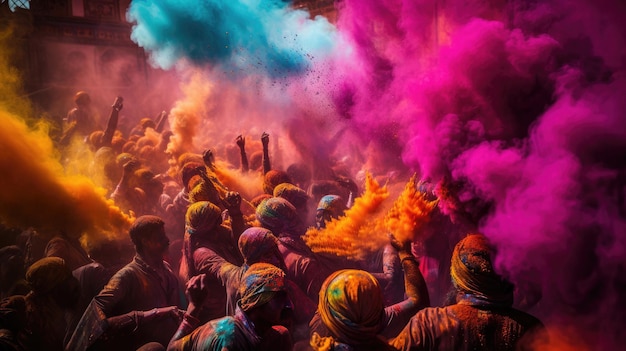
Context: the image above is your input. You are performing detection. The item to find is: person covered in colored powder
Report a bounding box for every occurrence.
[391,233,547,351]
[255,197,333,303]
[66,216,183,351]
[179,198,246,322]
[309,235,430,351]
[61,91,98,143]
[8,257,81,351]
[199,226,316,344]
[168,263,293,351]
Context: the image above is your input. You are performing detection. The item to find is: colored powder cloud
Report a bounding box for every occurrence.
[0,29,133,246]
[0,110,133,244]
[127,0,337,77]
[332,0,626,348]
[304,172,390,260]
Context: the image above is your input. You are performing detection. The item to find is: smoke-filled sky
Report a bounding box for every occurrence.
[1,0,625,349]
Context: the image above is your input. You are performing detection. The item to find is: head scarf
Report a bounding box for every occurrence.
[450,233,514,306]
[255,197,301,236]
[238,263,286,312]
[185,201,222,236]
[263,170,293,195]
[318,269,385,345]
[316,195,346,217]
[140,118,156,130]
[238,227,281,265]
[74,91,90,105]
[250,194,272,208]
[180,161,204,190]
[188,180,222,205]
[273,183,309,209]
[25,257,72,295]
[181,202,223,280]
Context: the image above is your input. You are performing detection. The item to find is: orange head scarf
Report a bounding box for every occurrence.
[450,233,514,306]
[318,269,385,345]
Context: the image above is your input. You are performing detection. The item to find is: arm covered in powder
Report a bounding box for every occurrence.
[261,132,271,174]
[381,236,430,338]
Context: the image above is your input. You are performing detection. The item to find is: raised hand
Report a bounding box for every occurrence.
[123,160,139,174]
[112,96,124,111]
[186,274,209,309]
[202,149,215,168]
[388,233,412,255]
[222,191,242,215]
[235,135,245,149]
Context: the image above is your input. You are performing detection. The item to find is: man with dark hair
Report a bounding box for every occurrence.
[62,91,97,142]
[391,233,546,351]
[67,216,183,351]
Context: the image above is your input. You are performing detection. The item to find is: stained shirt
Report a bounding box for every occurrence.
[67,255,182,351]
[391,297,545,351]
[276,236,332,301]
[185,235,243,322]
[169,307,291,351]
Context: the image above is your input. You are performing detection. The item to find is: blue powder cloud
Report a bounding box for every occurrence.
[127,0,337,77]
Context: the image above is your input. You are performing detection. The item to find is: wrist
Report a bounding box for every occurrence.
[227,208,243,216]
[399,252,416,263]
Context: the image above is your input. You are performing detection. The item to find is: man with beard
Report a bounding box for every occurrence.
[67,216,183,351]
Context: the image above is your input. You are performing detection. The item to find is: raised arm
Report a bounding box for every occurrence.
[168,274,208,350]
[236,135,249,173]
[222,191,248,243]
[155,110,168,133]
[381,235,430,338]
[261,132,271,174]
[102,96,123,148]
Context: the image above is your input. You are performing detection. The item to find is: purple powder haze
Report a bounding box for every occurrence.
[329,0,626,348]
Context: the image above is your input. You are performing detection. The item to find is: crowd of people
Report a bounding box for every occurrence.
[0,92,547,350]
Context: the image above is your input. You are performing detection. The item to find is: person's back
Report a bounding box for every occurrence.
[391,233,546,351]
[392,303,543,351]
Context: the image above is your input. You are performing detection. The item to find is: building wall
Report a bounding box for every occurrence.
[6,0,339,124]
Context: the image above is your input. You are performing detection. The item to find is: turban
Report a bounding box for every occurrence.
[26,257,72,295]
[273,183,309,209]
[316,195,346,217]
[180,161,203,189]
[255,197,300,235]
[450,234,514,306]
[318,270,385,344]
[188,181,221,205]
[140,118,156,130]
[238,227,280,265]
[239,263,286,312]
[250,194,272,208]
[185,201,222,236]
[263,170,293,195]
[74,91,90,105]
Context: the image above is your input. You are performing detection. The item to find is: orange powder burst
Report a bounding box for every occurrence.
[167,70,215,155]
[304,172,390,260]
[383,175,438,243]
[212,160,263,211]
[0,110,133,246]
